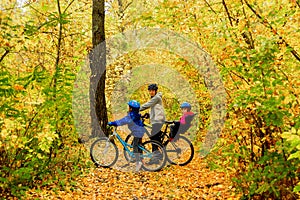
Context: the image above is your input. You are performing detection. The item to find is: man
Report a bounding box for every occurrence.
[140,84,166,149]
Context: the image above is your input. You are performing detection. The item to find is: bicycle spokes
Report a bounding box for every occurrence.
[166,135,194,166]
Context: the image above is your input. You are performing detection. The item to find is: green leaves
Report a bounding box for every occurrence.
[282,128,300,161]
[0,71,14,97]
[24,20,39,36]
[0,0,91,198]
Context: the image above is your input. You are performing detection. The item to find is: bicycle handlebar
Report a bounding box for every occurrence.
[141,113,150,119]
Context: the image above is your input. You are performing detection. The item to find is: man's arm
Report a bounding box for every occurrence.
[139,96,159,111]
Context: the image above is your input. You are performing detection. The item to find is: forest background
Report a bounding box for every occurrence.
[0,0,300,199]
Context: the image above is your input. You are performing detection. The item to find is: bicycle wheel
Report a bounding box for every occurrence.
[124,134,135,163]
[165,135,194,166]
[141,140,167,172]
[90,137,119,167]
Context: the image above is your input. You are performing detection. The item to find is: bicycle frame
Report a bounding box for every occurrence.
[109,127,152,159]
[142,120,172,144]
[124,117,195,166]
[142,121,187,151]
[90,126,168,171]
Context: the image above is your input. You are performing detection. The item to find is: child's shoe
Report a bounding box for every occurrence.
[135,161,142,172]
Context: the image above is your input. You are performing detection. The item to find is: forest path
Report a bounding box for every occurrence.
[28,147,241,200]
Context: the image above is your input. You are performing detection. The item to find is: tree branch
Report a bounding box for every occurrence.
[63,0,76,14]
[243,0,300,62]
[218,61,251,85]
[222,0,233,26]
[203,0,217,14]
[0,49,9,63]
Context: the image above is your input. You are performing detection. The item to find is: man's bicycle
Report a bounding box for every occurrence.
[90,126,167,172]
[125,116,194,166]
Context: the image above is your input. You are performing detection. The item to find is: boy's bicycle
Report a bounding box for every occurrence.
[90,126,167,172]
[125,117,194,166]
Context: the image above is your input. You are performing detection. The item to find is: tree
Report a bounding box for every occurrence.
[89,0,108,139]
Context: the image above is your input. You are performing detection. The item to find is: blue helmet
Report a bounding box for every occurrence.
[148,83,158,91]
[127,100,140,109]
[180,102,191,109]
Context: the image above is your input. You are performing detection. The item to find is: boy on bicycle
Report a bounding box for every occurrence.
[108,100,146,172]
[169,102,195,140]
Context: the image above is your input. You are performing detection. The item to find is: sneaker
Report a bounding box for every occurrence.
[135,161,142,172]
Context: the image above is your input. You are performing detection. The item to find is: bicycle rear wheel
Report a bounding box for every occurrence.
[90,137,119,167]
[141,140,167,172]
[165,135,194,166]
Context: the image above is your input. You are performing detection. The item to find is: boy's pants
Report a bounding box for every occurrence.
[133,137,142,161]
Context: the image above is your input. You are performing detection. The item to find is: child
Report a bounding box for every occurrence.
[108,100,146,172]
[169,102,195,140]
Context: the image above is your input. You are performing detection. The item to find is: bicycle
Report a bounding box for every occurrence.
[90,126,167,172]
[125,116,195,166]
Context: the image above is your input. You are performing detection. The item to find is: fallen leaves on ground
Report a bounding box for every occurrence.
[26,155,241,200]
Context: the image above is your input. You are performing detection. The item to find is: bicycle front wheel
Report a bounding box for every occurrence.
[166,135,194,166]
[90,137,119,167]
[141,140,167,172]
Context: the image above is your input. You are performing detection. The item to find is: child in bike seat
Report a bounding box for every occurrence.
[169,102,195,140]
[108,100,146,172]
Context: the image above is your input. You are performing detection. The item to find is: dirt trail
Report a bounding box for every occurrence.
[28,154,241,200]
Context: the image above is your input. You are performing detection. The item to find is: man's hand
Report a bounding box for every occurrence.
[142,113,150,119]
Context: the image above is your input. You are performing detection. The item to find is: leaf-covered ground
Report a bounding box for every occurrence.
[27,154,241,199]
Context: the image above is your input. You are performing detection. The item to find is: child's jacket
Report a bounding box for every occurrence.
[110,112,146,138]
[179,112,195,124]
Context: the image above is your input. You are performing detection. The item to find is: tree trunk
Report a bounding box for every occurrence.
[89,0,108,138]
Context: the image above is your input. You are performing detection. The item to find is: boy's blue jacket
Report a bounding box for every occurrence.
[109,112,146,138]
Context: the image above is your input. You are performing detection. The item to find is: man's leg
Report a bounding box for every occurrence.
[170,122,180,139]
[150,123,163,150]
